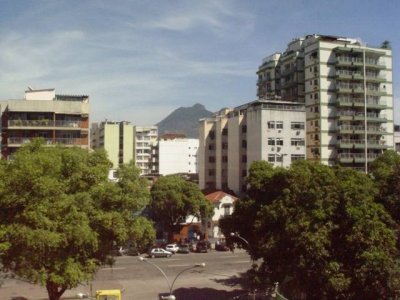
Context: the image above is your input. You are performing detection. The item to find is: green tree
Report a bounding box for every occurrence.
[149,175,213,240]
[370,150,400,222]
[222,160,400,299]
[0,140,154,300]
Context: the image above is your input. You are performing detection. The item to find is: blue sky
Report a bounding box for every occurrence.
[0,0,399,125]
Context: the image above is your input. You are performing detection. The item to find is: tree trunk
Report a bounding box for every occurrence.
[46,281,67,300]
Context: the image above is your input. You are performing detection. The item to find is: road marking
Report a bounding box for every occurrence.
[228,260,251,264]
[166,264,191,267]
[100,267,126,271]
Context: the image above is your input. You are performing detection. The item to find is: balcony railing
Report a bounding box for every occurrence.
[7,137,87,146]
[8,120,84,128]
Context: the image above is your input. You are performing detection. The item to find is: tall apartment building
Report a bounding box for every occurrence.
[91,121,134,169]
[134,126,158,175]
[257,34,394,171]
[151,134,199,176]
[0,88,89,158]
[91,122,157,175]
[199,100,305,194]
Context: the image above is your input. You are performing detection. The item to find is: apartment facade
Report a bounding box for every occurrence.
[0,88,89,158]
[199,100,305,194]
[134,126,158,175]
[91,121,134,169]
[257,34,394,171]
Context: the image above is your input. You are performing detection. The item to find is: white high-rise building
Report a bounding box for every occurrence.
[134,126,158,175]
[199,100,305,194]
[257,34,394,171]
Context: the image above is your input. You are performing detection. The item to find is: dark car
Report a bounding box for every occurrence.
[196,240,210,253]
[215,243,229,251]
[177,244,190,254]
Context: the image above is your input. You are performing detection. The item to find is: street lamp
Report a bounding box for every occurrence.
[139,256,205,300]
[230,232,256,300]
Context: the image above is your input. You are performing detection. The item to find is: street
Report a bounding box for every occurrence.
[1,249,253,300]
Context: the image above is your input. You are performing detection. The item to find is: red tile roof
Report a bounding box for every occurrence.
[205,191,238,203]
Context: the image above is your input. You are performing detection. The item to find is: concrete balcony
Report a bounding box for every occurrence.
[7,137,88,147]
[8,120,86,130]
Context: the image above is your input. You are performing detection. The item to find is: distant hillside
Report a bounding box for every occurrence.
[156,103,213,138]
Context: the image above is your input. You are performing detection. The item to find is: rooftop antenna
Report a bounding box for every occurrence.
[27,86,33,91]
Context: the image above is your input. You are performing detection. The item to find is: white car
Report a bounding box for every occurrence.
[149,248,172,258]
[165,244,179,253]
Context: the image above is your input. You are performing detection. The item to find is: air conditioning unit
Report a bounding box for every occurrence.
[278,130,282,133]
[296,146,301,150]
[277,147,281,152]
[271,147,275,151]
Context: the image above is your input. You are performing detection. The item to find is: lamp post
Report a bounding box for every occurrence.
[139,256,205,300]
[230,232,256,300]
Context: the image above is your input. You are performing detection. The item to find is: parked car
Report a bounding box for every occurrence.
[165,244,179,254]
[149,248,172,258]
[215,243,230,251]
[196,240,210,253]
[177,244,190,254]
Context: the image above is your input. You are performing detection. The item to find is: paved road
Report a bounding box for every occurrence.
[1,249,253,300]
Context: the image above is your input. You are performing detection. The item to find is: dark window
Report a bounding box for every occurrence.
[209,156,215,163]
[242,155,247,163]
[242,125,247,133]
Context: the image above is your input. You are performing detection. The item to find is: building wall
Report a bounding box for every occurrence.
[103,123,120,168]
[158,138,199,175]
[199,119,216,191]
[121,123,134,165]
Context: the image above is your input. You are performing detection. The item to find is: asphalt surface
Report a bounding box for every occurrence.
[1,249,253,300]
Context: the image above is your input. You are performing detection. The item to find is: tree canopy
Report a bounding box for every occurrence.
[221,159,400,299]
[149,175,213,240]
[0,140,155,300]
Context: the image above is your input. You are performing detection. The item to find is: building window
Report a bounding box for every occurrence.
[268,121,275,129]
[209,156,215,163]
[208,169,215,176]
[222,156,228,163]
[222,128,228,136]
[223,204,231,216]
[209,131,215,140]
[291,138,305,146]
[222,142,228,150]
[208,144,214,150]
[268,138,275,146]
[291,122,305,130]
[276,155,283,162]
[276,138,284,146]
[268,154,275,162]
[242,125,247,133]
[242,155,247,163]
[242,169,247,177]
[276,121,283,129]
[291,154,305,161]
[242,140,247,148]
